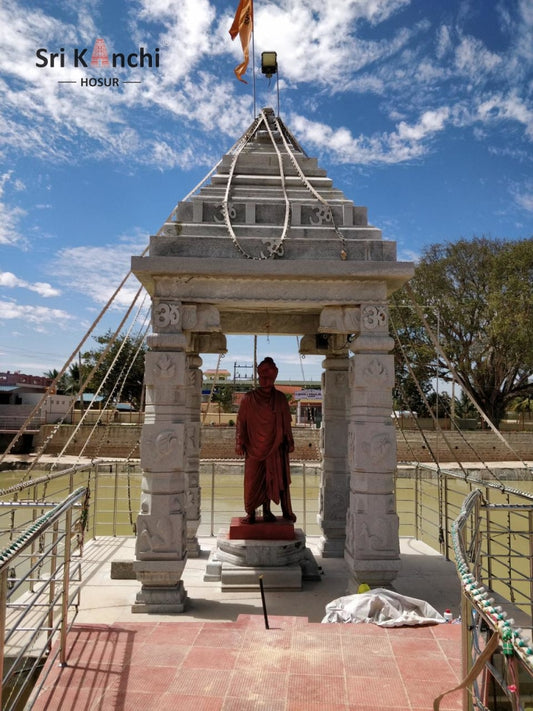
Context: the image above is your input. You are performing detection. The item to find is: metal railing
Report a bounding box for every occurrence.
[1,458,532,709]
[395,463,533,619]
[451,488,533,710]
[0,487,87,711]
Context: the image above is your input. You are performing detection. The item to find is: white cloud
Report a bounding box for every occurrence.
[51,233,149,308]
[0,0,531,174]
[512,184,533,212]
[0,271,61,297]
[476,93,533,139]
[0,300,73,324]
[0,172,26,246]
[454,36,502,75]
[289,106,449,164]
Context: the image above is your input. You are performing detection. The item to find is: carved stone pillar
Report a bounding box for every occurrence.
[317,347,350,558]
[184,352,203,558]
[133,300,189,613]
[185,331,227,558]
[345,303,400,588]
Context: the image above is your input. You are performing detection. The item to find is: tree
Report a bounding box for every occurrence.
[211,383,235,412]
[44,368,68,394]
[82,331,148,409]
[395,236,533,427]
[390,300,435,416]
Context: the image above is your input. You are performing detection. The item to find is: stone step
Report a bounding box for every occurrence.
[219,153,327,177]
[155,223,382,241]
[210,173,334,188]
[196,186,350,204]
[150,235,396,261]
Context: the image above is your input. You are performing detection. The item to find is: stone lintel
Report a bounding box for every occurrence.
[222,312,319,336]
[131,256,415,298]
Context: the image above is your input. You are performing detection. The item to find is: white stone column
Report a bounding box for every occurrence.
[345,303,400,588]
[317,349,350,558]
[133,300,189,613]
[183,331,227,557]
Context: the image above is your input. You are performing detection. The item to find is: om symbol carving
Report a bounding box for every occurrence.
[310,205,333,225]
[362,305,387,330]
[214,202,236,223]
[154,302,180,329]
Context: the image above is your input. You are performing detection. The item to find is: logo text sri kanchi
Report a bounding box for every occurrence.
[36,38,159,85]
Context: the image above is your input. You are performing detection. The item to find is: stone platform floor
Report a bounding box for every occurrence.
[31,615,463,710]
[29,535,464,710]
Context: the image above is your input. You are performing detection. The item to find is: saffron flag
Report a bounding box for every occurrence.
[229,0,253,83]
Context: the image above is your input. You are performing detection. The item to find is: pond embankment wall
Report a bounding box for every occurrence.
[28,424,533,464]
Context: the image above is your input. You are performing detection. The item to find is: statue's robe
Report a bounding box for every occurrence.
[236,387,294,513]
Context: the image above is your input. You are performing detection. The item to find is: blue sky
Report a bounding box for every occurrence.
[0,0,532,383]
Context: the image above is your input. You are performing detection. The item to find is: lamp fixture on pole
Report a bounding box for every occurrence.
[261,51,277,78]
[261,51,280,115]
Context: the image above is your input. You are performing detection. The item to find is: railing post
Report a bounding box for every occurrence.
[47,521,60,654]
[460,591,472,711]
[485,488,492,588]
[302,463,307,533]
[0,567,7,702]
[92,463,99,540]
[210,462,215,537]
[113,461,119,537]
[443,471,450,560]
[414,465,419,540]
[529,510,533,626]
[59,508,73,667]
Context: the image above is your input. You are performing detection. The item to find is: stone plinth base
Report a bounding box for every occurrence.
[132,560,188,613]
[316,535,346,559]
[229,516,295,540]
[345,555,401,590]
[204,528,321,591]
[132,580,188,613]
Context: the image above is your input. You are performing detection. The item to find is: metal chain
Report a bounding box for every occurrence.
[223,110,290,260]
[273,114,347,259]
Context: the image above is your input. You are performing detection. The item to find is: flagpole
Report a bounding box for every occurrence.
[252,0,256,118]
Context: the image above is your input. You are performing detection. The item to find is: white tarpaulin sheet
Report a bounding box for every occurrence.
[322,588,446,627]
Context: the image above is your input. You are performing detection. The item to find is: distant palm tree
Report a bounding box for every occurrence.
[43,368,68,394]
[509,396,533,429]
[65,363,82,395]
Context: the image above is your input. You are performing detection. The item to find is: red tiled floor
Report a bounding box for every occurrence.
[31,616,463,710]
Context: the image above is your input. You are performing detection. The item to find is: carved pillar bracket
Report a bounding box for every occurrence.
[133,301,190,613]
[344,302,400,588]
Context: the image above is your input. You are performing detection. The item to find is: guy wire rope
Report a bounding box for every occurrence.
[404,281,531,469]
[23,285,144,478]
[72,297,150,464]
[51,286,147,467]
[0,125,253,467]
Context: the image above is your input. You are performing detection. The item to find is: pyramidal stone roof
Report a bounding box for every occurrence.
[132,108,414,324]
[152,108,398,264]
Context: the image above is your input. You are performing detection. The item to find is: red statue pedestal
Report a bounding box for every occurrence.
[228,516,296,541]
[204,521,321,591]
